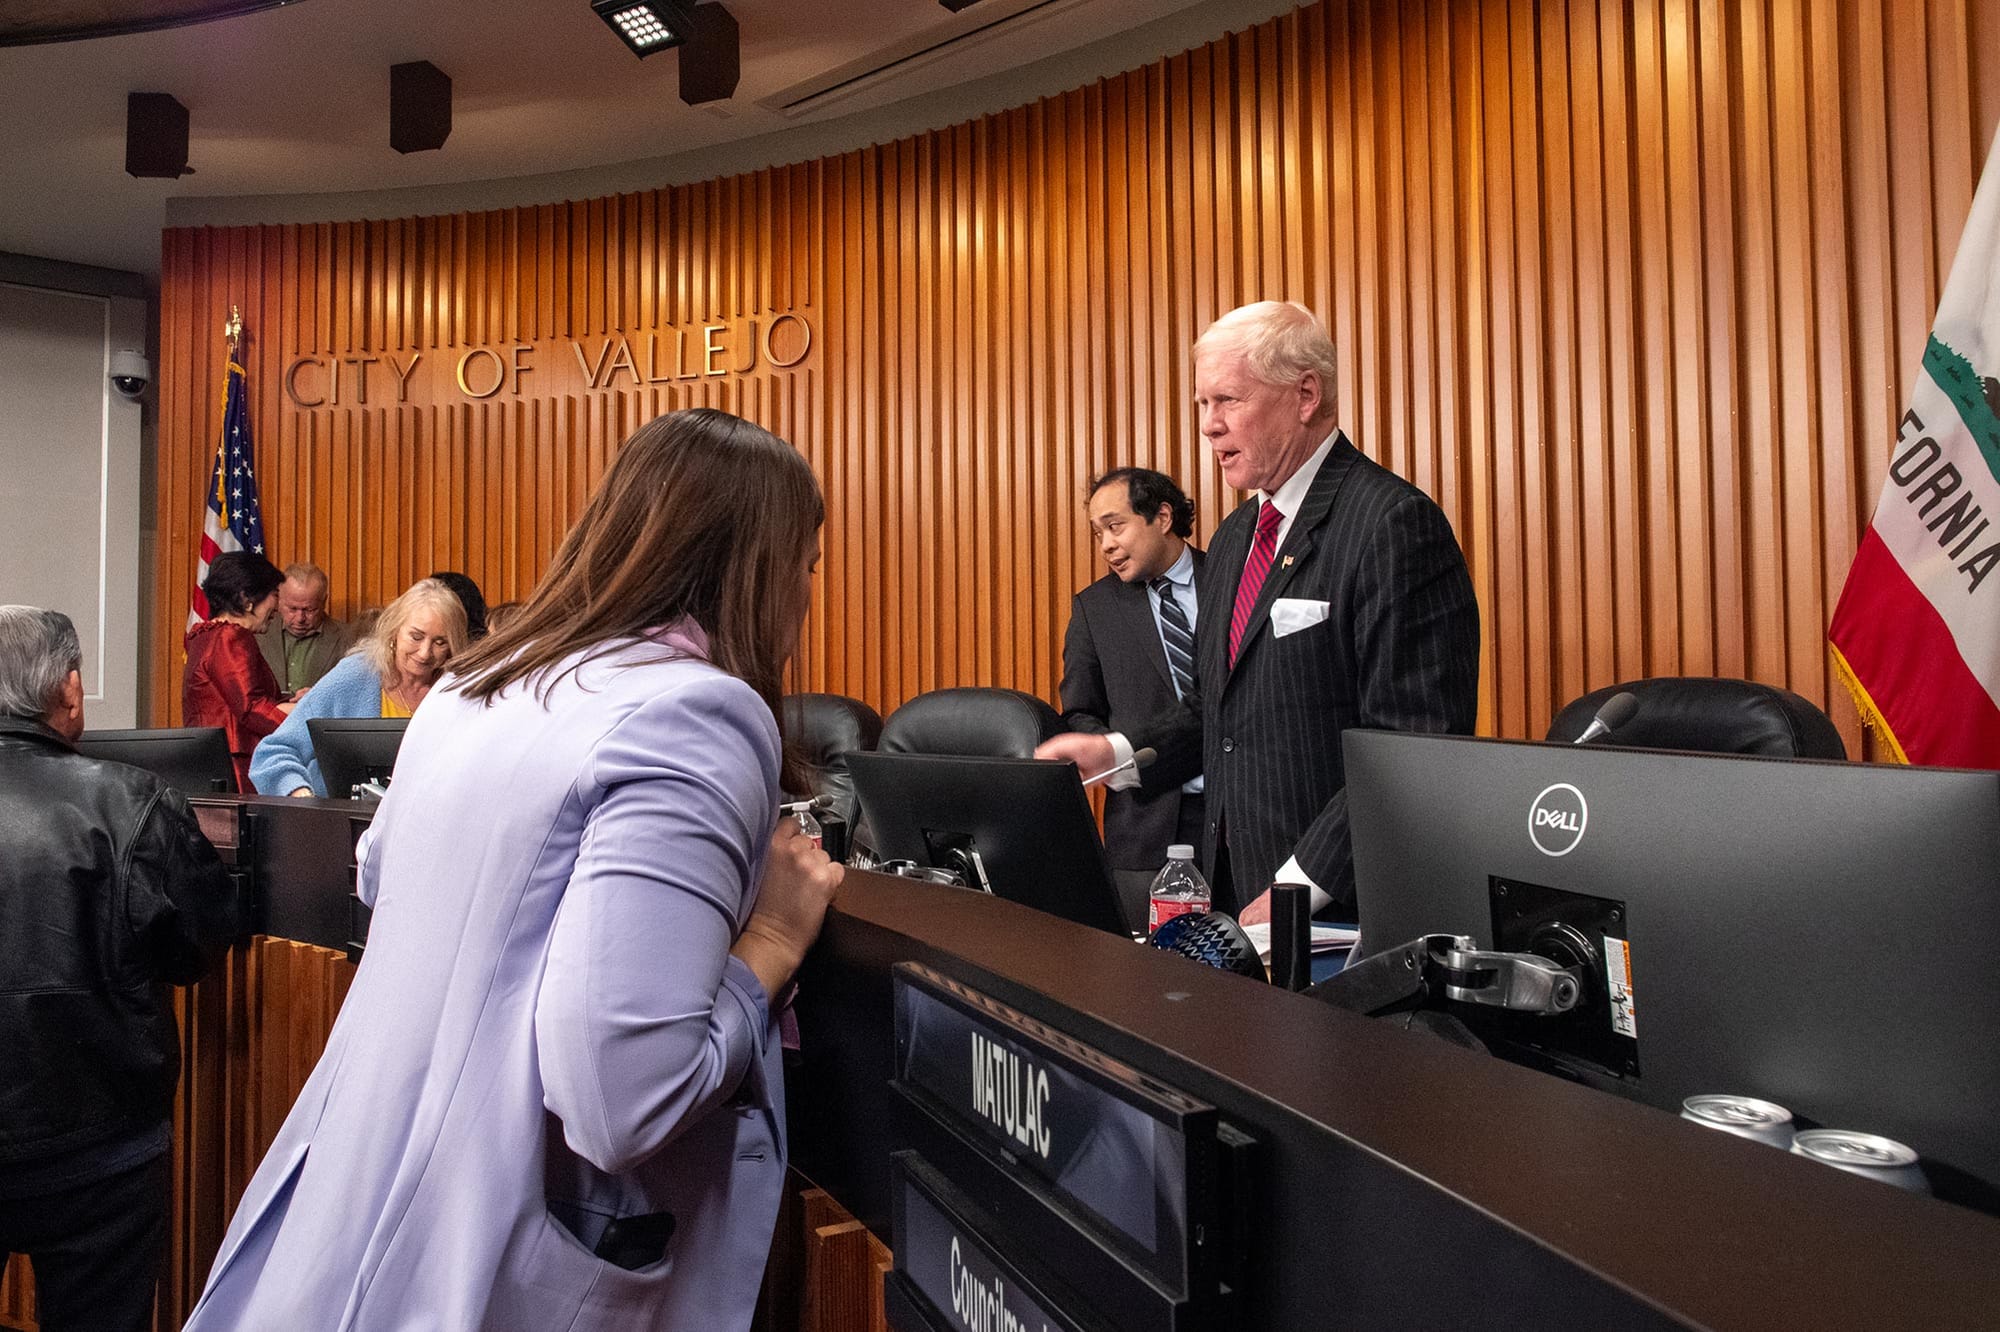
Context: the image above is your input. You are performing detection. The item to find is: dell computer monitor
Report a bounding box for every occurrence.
[1344,730,2000,1205]
[74,726,234,795]
[309,717,410,799]
[847,752,1130,935]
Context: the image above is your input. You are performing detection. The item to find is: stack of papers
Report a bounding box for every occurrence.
[1240,921,1359,963]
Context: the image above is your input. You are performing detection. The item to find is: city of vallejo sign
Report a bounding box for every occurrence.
[281,312,813,408]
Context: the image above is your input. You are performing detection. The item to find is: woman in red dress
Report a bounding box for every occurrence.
[183,551,293,791]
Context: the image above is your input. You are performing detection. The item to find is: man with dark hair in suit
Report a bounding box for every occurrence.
[1039,301,1480,924]
[1058,467,1208,931]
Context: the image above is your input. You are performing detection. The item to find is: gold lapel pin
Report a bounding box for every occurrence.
[1281,556,1294,568]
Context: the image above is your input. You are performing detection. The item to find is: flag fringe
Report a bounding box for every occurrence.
[1828,643,1910,765]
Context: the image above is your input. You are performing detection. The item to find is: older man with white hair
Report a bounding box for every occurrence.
[0,605,237,1330]
[1039,301,1481,922]
[257,561,353,699]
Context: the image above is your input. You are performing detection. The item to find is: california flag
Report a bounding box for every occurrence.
[1830,131,2000,768]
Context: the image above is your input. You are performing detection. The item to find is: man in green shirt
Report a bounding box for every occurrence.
[256,562,352,699]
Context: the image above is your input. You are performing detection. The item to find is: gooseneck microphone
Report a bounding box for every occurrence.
[1080,746,1158,788]
[1573,691,1639,745]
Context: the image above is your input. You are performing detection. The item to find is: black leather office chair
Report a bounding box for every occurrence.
[781,692,883,833]
[877,687,1064,759]
[1545,677,1846,759]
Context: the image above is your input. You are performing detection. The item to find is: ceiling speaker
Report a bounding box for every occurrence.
[125,92,190,178]
[390,60,451,154]
[679,4,739,105]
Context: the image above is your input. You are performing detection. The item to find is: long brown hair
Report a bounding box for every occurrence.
[450,408,823,784]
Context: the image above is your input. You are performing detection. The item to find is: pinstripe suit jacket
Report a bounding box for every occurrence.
[1130,433,1479,913]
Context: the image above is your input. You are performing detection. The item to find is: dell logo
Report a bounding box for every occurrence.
[1529,783,1588,856]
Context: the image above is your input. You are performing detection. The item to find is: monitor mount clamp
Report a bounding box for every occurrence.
[1308,933,1582,1019]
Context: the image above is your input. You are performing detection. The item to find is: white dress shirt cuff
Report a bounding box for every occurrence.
[1104,732,1141,790]
[1273,855,1331,913]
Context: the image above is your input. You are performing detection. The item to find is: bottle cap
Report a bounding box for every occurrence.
[1166,844,1194,859]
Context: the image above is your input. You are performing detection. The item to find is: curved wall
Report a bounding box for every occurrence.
[154,0,2000,746]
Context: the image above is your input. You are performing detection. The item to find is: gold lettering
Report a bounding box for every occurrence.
[734,320,760,374]
[328,357,341,406]
[675,329,695,379]
[456,347,505,398]
[510,345,534,395]
[284,357,325,408]
[763,313,811,368]
[644,332,673,383]
[601,337,639,387]
[703,324,727,376]
[386,352,421,403]
[572,338,614,387]
[342,357,376,405]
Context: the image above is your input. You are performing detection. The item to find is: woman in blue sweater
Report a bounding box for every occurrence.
[250,578,467,797]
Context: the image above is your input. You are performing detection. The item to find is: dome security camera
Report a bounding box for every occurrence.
[109,349,151,400]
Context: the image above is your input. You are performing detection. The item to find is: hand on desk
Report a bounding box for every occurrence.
[1236,889,1273,928]
[1034,732,1115,779]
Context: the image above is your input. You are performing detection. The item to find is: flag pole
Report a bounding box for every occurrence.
[225,304,242,350]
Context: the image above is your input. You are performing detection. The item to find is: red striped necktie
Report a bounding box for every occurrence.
[1228,499,1284,665]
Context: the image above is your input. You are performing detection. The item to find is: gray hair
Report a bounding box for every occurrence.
[0,605,81,720]
[282,561,330,596]
[1193,301,1339,401]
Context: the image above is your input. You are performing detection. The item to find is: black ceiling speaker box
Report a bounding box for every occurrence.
[678,4,739,106]
[125,92,190,178]
[390,61,451,154]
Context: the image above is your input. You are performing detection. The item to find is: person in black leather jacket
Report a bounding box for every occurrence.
[0,605,238,1331]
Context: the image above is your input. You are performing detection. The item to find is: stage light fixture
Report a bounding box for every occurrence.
[591,0,693,57]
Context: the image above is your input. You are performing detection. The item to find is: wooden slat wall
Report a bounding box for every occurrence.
[151,0,2000,749]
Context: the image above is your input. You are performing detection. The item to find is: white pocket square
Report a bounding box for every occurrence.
[1269,597,1330,637]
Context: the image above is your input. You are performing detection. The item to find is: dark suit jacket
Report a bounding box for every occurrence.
[1130,433,1479,914]
[1057,549,1206,873]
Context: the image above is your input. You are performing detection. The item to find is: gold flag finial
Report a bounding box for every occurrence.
[225,305,243,348]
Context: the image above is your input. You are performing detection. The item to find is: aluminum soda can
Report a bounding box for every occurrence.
[1790,1129,1930,1194]
[1680,1094,1795,1148]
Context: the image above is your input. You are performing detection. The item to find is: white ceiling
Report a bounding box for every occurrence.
[0,0,1284,277]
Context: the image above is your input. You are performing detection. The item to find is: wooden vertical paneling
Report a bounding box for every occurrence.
[150,0,1999,755]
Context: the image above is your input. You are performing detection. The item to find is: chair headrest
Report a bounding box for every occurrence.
[879,687,1064,759]
[781,693,883,769]
[1546,677,1846,760]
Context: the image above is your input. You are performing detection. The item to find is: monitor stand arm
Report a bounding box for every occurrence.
[1433,938,1582,1014]
[1308,934,1582,1018]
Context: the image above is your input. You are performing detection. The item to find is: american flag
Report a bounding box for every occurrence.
[187,343,268,626]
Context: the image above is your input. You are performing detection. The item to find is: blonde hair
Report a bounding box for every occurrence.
[357,578,468,687]
[1193,301,1338,402]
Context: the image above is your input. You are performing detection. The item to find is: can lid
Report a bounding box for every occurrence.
[1165,844,1195,859]
[1682,1095,1792,1129]
[1792,1129,1919,1168]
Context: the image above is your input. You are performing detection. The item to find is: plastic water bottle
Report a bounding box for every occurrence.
[1147,844,1211,933]
[782,799,823,849]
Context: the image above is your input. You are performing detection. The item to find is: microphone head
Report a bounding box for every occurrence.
[1132,746,1158,767]
[1148,911,1266,979]
[1596,690,1640,732]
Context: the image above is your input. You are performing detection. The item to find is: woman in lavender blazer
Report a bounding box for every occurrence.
[185,409,841,1331]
